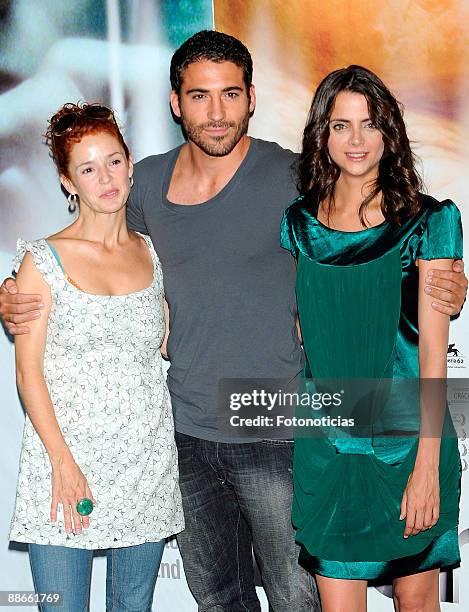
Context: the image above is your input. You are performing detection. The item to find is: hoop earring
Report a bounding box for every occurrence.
[129,176,134,188]
[67,193,78,214]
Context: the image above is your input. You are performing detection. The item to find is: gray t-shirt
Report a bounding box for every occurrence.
[127,138,303,442]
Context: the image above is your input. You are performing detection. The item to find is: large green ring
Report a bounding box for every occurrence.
[76,498,94,516]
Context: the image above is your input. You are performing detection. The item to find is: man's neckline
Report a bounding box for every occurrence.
[162,138,257,213]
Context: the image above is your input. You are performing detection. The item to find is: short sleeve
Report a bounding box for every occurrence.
[126,160,149,235]
[416,199,463,261]
[280,207,299,257]
[13,239,59,287]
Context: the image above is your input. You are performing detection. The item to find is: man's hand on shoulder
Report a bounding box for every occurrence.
[426,259,467,316]
[0,277,44,335]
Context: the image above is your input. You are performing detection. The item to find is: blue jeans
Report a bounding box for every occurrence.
[29,540,165,612]
[175,432,320,612]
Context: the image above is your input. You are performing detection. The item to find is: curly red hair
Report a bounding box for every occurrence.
[45,102,130,179]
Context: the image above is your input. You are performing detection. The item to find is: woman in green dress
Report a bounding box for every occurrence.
[281,66,462,611]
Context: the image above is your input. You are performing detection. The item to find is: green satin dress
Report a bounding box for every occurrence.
[280,194,462,580]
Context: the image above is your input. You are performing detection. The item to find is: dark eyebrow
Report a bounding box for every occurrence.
[186,86,244,95]
[329,118,372,123]
[77,152,122,168]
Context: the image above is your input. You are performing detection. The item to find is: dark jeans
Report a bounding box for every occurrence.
[175,432,320,612]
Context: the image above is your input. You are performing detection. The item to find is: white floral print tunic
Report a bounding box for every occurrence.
[9,235,184,549]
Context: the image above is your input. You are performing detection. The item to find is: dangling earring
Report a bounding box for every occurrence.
[129,176,134,188]
[67,193,78,214]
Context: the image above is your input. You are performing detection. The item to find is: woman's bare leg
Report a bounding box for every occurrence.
[315,574,367,612]
[393,569,440,612]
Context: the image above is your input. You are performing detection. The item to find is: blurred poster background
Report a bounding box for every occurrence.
[214,0,469,610]
[2,0,468,610]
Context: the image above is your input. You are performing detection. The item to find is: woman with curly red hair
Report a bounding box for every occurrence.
[9,103,184,611]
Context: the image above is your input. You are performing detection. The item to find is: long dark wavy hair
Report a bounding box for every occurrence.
[297,65,423,225]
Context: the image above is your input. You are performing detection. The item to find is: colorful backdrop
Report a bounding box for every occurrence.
[1,1,468,610]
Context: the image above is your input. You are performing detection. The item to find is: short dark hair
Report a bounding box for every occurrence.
[170,30,253,95]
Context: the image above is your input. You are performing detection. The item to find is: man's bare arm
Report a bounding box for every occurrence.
[425,260,467,316]
[2,258,467,336]
[0,277,44,335]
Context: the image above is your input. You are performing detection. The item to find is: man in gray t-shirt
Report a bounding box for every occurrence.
[127,138,302,443]
[126,32,318,611]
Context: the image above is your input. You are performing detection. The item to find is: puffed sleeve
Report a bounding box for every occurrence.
[280,206,299,257]
[416,199,463,260]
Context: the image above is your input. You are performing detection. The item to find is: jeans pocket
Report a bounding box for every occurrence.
[175,431,198,465]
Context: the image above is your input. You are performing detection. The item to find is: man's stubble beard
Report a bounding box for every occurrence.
[180,109,250,157]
